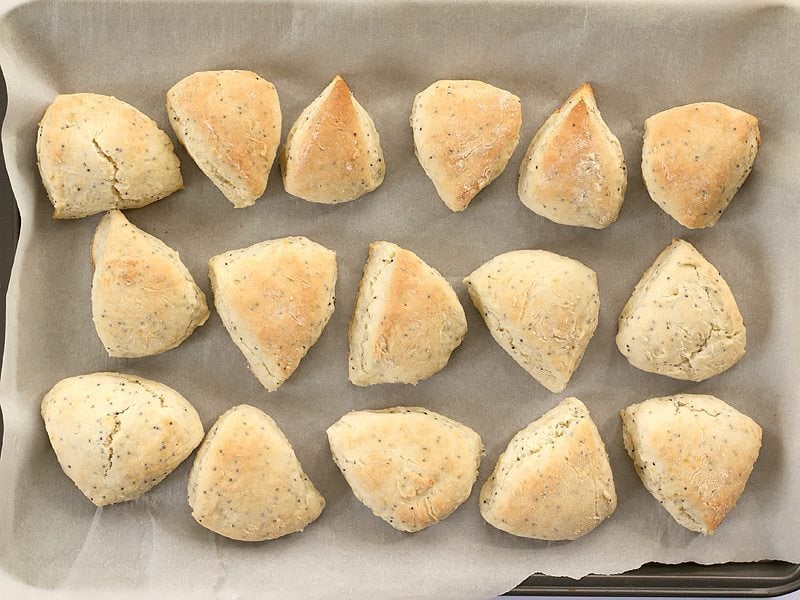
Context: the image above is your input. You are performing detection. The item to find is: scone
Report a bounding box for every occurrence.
[621,394,762,535]
[167,70,281,207]
[281,75,384,203]
[327,407,482,532]
[189,405,325,541]
[616,239,745,381]
[464,250,599,393]
[91,210,209,358]
[411,80,522,211]
[480,397,616,540]
[41,372,204,506]
[642,102,760,228]
[37,93,183,219]
[209,237,337,392]
[518,83,627,229]
[348,241,467,386]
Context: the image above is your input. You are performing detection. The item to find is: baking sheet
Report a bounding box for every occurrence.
[1,1,799,598]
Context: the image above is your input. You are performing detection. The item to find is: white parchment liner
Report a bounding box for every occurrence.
[0,1,798,598]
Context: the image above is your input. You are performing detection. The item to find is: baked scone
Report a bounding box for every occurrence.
[464,250,599,393]
[621,394,762,535]
[91,210,209,358]
[642,102,761,228]
[280,75,384,203]
[616,239,745,381]
[480,397,616,540]
[410,80,522,211]
[189,405,325,541]
[166,70,281,208]
[518,83,627,229]
[41,372,204,506]
[37,93,183,219]
[348,241,467,386]
[327,407,482,532]
[209,237,337,392]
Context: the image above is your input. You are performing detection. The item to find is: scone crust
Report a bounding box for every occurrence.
[188,405,325,541]
[464,249,599,393]
[616,239,745,381]
[480,397,616,540]
[411,80,522,211]
[167,70,281,207]
[281,75,385,203]
[641,102,760,228]
[327,407,482,532]
[91,210,209,358]
[209,237,337,392]
[41,372,204,506]
[37,93,183,219]
[518,83,627,229]
[620,394,761,534]
[348,241,467,386]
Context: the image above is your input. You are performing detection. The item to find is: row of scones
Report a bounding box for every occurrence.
[91,210,747,393]
[41,373,763,541]
[37,71,760,228]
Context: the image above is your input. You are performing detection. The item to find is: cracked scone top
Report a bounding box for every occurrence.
[480,397,616,540]
[616,239,745,381]
[41,372,204,506]
[327,406,482,532]
[621,394,761,534]
[37,93,183,219]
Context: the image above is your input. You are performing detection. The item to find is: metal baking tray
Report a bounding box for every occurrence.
[0,66,798,600]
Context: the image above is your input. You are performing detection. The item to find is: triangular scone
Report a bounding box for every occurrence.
[642,102,760,228]
[410,80,522,211]
[166,70,281,208]
[189,405,325,541]
[37,93,183,219]
[348,241,467,386]
[91,210,209,358]
[41,372,204,506]
[621,394,761,535]
[518,84,627,229]
[327,407,482,532]
[209,237,337,392]
[280,76,385,203]
[616,239,745,381]
[464,250,599,393]
[480,397,616,540]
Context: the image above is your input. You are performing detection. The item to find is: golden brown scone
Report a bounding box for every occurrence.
[91,210,209,358]
[642,102,760,228]
[41,372,204,506]
[188,405,325,541]
[621,394,761,535]
[464,250,599,393]
[209,237,337,392]
[518,83,627,229]
[410,80,522,211]
[36,93,183,219]
[166,70,281,208]
[480,397,616,540]
[280,75,385,203]
[616,239,745,381]
[327,407,482,532]
[348,241,467,386]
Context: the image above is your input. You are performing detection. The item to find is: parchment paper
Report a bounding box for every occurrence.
[0,1,799,598]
